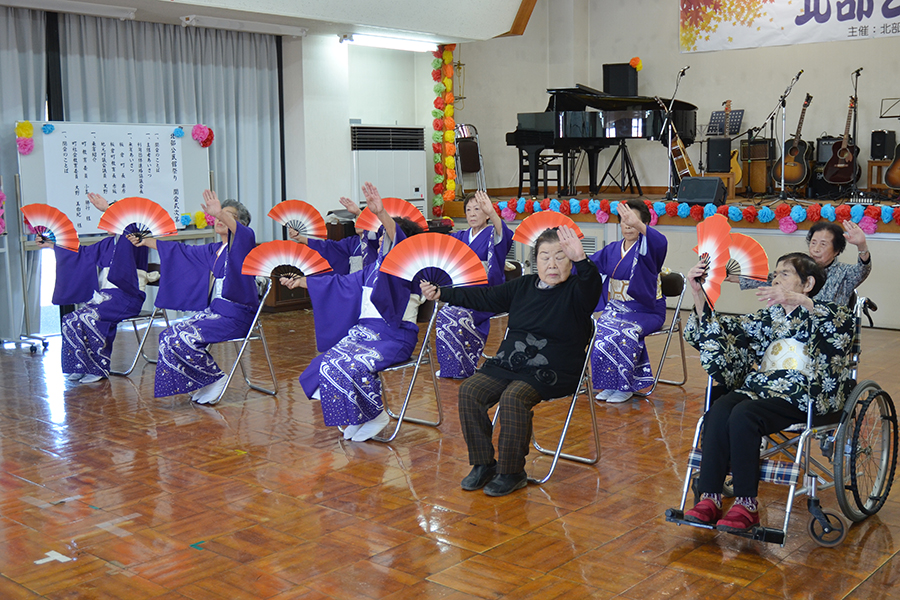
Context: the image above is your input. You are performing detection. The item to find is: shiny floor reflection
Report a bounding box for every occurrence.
[1,308,899,599]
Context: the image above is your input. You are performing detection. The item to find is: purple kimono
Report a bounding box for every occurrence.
[307,231,379,275]
[434,222,513,378]
[589,226,668,393]
[57,235,148,378]
[152,222,259,397]
[299,227,421,427]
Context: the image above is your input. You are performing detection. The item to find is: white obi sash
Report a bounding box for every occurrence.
[761,337,812,377]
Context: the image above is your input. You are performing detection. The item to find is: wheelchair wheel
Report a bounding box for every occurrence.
[807,510,847,547]
[834,381,898,522]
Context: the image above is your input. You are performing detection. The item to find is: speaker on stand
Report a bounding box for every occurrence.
[706,138,732,174]
[871,130,896,160]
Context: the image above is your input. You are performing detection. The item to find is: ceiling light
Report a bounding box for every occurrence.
[339,33,438,53]
[3,0,135,20]
[180,15,308,38]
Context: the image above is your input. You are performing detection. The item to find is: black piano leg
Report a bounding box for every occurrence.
[587,149,601,196]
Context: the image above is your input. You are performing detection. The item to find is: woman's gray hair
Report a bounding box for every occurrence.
[222,199,251,226]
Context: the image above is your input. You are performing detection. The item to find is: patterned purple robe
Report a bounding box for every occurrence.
[434,222,513,378]
[307,231,379,275]
[299,227,420,427]
[56,235,148,378]
[152,222,259,397]
[589,226,668,393]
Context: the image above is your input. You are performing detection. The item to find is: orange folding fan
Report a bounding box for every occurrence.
[379,232,488,287]
[692,213,731,308]
[241,240,333,279]
[512,212,584,247]
[728,232,770,282]
[20,204,80,252]
[97,197,178,239]
[355,197,429,233]
[267,200,327,239]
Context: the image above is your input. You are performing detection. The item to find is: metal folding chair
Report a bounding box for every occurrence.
[635,271,688,397]
[111,263,170,376]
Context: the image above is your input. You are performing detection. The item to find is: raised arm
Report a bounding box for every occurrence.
[474,190,503,237]
[687,258,710,316]
[558,225,586,262]
[127,233,158,249]
[618,203,647,237]
[843,219,869,262]
[288,228,308,245]
[87,192,110,212]
[201,189,237,236]
[339,196,362,217]
[362,182,396,242]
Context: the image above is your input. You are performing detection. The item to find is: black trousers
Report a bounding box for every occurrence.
[458,372,543,474]
[698,391,807,498]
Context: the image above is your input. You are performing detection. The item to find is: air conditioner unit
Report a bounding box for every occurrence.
[351,126,427,216]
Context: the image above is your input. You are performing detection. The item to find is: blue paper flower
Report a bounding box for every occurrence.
[677,203,690,219]
[588,199,600,214]
[41,123,54,135]
[173,127,185,138]
[610,200,620,215]
[532,201,542,213]
[882,205,893,224]
[549,199,561,212]
[703,203,717,218]
[497,201,507,211]
[179,214,192,226]
[790,205,807,223]
[821,204,836,221]
[728,206,743,222]
[653,201,666,216]
[569,199,581,214]
[516,198,526,213]
[850,204,864,223]
[758,207,775,223]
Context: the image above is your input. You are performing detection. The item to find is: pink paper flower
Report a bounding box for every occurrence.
[0,218,5,235]
[16,137,34,155]
[595,211,609,224]
[501,207,516,222]
[859,215,877,235]
[192,124,209,142]
[778,216,798,234]
[649,209,659,227]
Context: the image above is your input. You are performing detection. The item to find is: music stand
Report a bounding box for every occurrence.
[881,98,900,119]
[706,109,744,136]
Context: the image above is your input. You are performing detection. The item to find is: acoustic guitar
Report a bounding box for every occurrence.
[722,101,743,183]
[885,143,900,190]
[823,96,861,185]
[772,93,813,186]
[655,96,697,181]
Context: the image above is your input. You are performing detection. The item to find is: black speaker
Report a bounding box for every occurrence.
[706,138,732,173]
[602,63,638,96]
[809,166,841,198]
[677,176,726,206]
[871,130,896,160]
[816,136,850,164]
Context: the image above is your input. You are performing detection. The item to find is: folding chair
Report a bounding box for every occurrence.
[372,299,443,443]
[635,271,688,397]
[455,123,487,195]
[208,277,278,404]
[111,263,170,376]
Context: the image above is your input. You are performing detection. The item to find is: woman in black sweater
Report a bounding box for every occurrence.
[420,226,603,496]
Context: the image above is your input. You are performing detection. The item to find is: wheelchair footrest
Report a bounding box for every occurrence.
[665,508,785,544]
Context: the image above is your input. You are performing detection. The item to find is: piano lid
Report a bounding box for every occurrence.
[546,83,697,113]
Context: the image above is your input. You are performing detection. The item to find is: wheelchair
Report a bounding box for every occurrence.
[666,296,898,547]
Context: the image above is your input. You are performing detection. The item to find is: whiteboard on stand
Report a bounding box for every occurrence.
[16,122,210,236]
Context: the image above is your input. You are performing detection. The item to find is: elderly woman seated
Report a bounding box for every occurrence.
[682,252,855,532]
[420,226,602,496]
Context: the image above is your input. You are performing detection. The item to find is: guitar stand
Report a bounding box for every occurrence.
[598,139,642,195]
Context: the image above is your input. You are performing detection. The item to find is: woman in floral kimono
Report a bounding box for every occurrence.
[434,190,513,379]
[682,252,855,533]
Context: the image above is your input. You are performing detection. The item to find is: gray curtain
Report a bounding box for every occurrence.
[59,15,282,242]
[0,8,46,341]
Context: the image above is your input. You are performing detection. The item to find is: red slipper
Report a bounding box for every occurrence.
[684,498,722,525]
[716,504,760,533]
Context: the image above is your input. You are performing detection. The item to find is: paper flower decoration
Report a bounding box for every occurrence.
[595,210,609,224]
[649,209,658,226]
[821,204,836,221]
[689,205,703,221]
[16,137,34,155]
[42,124,54,135]
[835,204,851,223]
[180,214,193,227]
[882,205,893,224]
[501,207,516,222]
[774,204,791,220]
[778,216,798,233]
[195,212,208,228]
[865,205,881,220]
[717,205,729,216]
[806,204,821,222]
[703,203,717,218]
[560,201,571,215]
[200,128,214,148]
[743,206,758,223]
[629,56,643,71]
[569,199,581,214]
[849,204,865,223]
[173,127,185,138]
[728,206,743,222]
[790,205,807,223]
[758,207,775,223]
[15,121,33,138]
[666,202,678,217]
[653,201,666,216]
[205,213,216,227]
[192,124,209,142]
[859,215,877,234]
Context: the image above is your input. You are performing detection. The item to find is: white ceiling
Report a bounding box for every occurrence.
[10,0,534,42]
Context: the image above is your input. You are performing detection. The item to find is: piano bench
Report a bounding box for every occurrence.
[704,172,736,201]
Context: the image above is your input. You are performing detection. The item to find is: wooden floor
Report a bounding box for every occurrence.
[1,309,899,600]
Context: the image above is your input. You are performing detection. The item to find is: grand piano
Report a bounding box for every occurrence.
[507,84,698,196]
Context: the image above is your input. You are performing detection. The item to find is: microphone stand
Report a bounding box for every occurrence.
[850,70,862,200]
[758,74,799,199]
[664,68,687,200]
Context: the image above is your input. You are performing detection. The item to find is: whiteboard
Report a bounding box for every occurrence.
[16,122,210,235]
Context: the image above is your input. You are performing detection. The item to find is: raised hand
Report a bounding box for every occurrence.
[475,190,493,214]
[201,189,222,218]
[618,203,646,234]
[362,182,383,215]
[339,196,361,217]
[842,219,867,250]
[87,192,110,212]
[419,280,441,301]
[288,227,307,244]
[558,225,586,262]
[686,258,708,295]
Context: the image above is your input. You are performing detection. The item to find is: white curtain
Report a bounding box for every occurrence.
[0,8,46,341]
[59,15,282,242]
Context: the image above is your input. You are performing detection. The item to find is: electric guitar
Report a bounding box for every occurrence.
[772,93,813,186]
[823,96,861,185]
[885,142,900,190]
[655,96,697,180]
[722,100,743,183]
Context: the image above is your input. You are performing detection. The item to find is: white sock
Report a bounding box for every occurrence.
[80,374,105,383]
[350,410,391,442]
[67,373,85,381]
[342,424,362,440]
[193,375,228,405]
